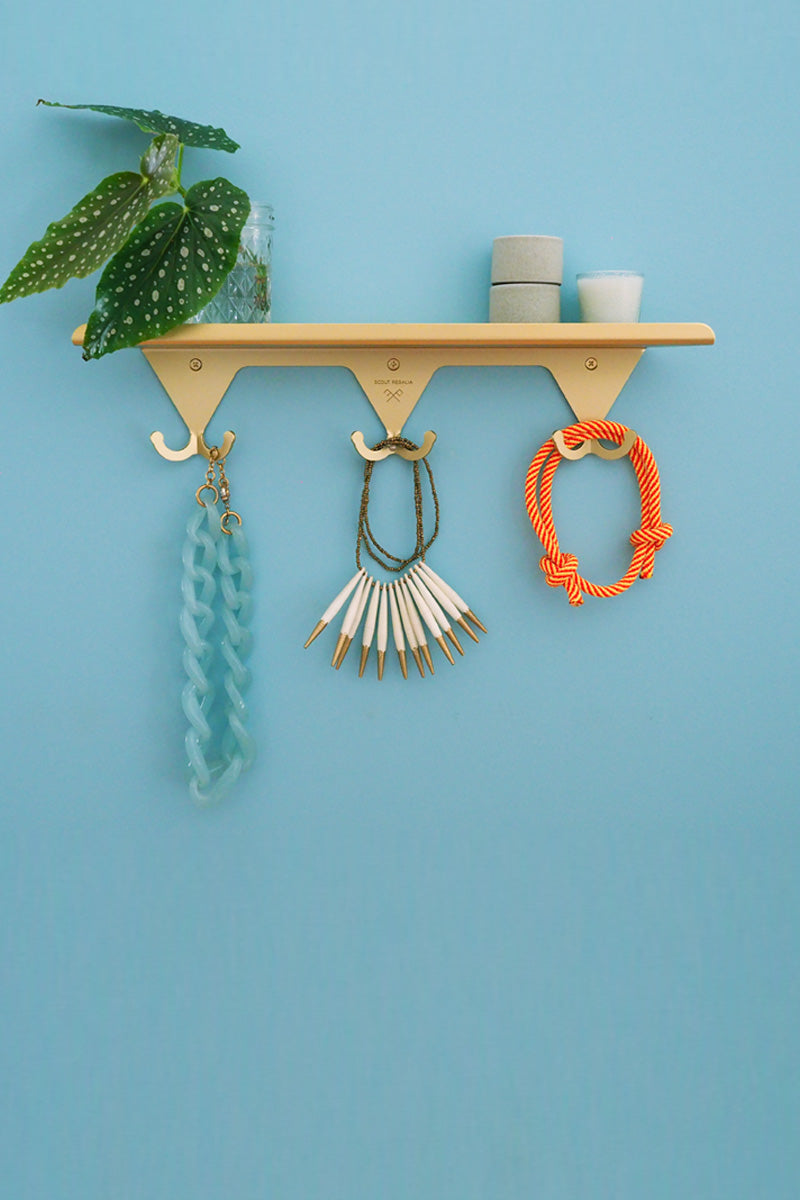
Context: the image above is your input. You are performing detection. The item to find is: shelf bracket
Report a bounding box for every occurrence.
[346,350,437,459]
[538,346,644,457]
[539,347,644,422]
[143,346,240,461]
[141,342,645,461]
[71,323,713,463]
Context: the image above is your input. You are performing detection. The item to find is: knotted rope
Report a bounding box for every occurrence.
[524,419,672,606]
[180,493,255,804]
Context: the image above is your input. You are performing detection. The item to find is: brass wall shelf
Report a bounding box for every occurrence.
[72,322,715,462]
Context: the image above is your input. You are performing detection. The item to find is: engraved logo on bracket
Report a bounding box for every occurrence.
[372,356,414,396]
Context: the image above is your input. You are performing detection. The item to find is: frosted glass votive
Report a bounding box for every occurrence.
[577,270,644,322]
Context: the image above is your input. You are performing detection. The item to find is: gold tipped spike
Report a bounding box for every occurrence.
[335,636,354,669]
[465,609,488,634]
[435,635,455,665]
[304,619,328,649]
[420,643,435,674]
[377,649,386,680]
[445,627,465,655]
[456,615,480,643]
[410,646,426,677]
[358,645,370,677]
[397,648,408,679]
[331,632,347,666]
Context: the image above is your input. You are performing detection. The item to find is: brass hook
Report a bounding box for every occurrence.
[552,428,637,461]
[150,428,236,462]
[350,430,437,462]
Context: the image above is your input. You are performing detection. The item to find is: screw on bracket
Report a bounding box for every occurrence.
[189,358,203,372]
[387,357,401,372]
[584,357,598,371]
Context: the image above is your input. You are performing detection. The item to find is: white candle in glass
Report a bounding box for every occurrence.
[577,270,643,322]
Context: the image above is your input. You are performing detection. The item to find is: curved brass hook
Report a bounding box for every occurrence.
[350,430,437,462]
[150,429,236,462]
[552,428,637,461]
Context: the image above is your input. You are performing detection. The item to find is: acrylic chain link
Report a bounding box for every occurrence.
[180,494,255,804]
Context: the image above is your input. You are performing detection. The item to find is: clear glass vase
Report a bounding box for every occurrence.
[190,202,273,323]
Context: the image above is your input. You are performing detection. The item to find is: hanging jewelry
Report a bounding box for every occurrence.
[304,435,485,678]
[524,419,672,606]
[180,446,254,803]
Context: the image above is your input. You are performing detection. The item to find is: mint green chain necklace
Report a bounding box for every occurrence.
[179,451,254,805]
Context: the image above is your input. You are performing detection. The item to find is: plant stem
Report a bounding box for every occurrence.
[175,143,187,197]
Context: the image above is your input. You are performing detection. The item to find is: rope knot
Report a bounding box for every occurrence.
[525,421,672,605]
[630,522,673,576]
[540,552,583,606]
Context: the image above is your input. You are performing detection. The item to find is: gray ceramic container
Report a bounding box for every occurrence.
[491,235,563,285]
[490,235,563,322]
[489,283,560,322]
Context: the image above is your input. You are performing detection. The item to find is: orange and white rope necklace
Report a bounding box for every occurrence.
[524,419,673,606]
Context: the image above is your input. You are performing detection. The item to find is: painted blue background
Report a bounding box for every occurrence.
[1,1,798,1197]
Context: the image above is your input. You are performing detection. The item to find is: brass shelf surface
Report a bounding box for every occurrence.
[73,321,714,350]
[72,322,715,461]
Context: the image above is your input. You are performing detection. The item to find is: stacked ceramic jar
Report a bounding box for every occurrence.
[489,235,563,322]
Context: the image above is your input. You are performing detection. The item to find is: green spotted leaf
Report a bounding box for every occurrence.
[82,179,250,359]
[0,133,180,303]
[37,99,240,153]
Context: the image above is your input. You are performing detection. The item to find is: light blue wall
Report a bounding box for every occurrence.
[1,1,798,1197]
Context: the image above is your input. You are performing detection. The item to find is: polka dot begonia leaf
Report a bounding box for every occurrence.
[0,134,180,304]
[82,179,250,359]
[37,100,240,153]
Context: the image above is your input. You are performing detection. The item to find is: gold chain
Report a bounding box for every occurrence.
[196,447,243,534]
